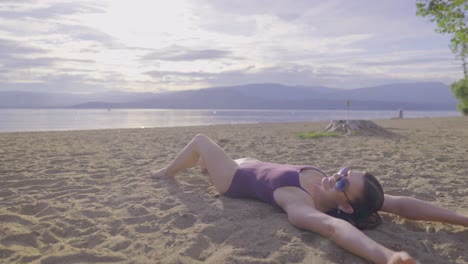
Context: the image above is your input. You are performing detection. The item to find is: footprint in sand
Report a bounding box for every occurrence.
[90,173,107,180]
[275,228,293,244]
[36,207,62,218]
[49,217,98,238]
[400,220,428,233]
[216,138,230,147]
[181,234,210,261]
[107,237,132,252]
[0,214,34,226]
[69,233,108,249]
[19,202,49,216]
[123,214,159,225]
[0,189,15,198]
[171,213,197,229]
[127,205,150,217]
[134,224,160,234]
[81,210,111,218]
[8,179,61,189]
[40,231,59,244]
[159,198,179,211]
[276,246,307,263]
[1,232,39,248]
[107,220,124,236]
[0,248,15,259]
[200,225,232,244]
[40,253,125,264]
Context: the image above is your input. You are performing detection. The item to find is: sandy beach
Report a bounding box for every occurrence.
[0,116,467,264]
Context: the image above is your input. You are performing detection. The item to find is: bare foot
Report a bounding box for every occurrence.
[150,168,171,178]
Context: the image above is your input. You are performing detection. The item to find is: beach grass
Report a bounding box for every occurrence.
[296,131,341,139]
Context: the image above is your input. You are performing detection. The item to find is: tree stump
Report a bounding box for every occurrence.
[323,120,398,137]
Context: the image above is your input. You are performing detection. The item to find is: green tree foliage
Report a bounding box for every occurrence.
[450,78,468,115]
[416,0,468,76]
[417,0,468,115]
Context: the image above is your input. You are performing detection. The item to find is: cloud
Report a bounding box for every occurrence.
[0,74,110,94]
[0,0,463,93]
[0,36,92,71]
[3,56,93,69]
[0,1,117,46]
[356,56,455,67]
[141,45,233,61]
[0,1,126,92]
[0,1,105,19]
[55,24,122,47]
[144,64,317,88]
[0,38,44,56]
[145,70,212,78]
[197,0,316,19]
[144,57,459,91]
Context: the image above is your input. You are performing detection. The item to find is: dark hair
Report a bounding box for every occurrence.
[327,172,384,230]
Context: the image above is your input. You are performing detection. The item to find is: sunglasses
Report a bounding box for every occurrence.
[335,166,352,206]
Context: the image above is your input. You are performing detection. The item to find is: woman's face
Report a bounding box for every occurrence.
[322,170,366,203]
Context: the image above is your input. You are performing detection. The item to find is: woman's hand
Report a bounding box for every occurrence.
[387,251,415,264]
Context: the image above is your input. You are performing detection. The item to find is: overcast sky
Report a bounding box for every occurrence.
[0,0,463,93]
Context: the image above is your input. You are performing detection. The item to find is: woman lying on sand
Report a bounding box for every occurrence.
[151,134,468,264]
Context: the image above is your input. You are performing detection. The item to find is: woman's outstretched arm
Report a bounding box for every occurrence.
[275,189,414,264]
[382,194,468,227]
[287,203,414,264]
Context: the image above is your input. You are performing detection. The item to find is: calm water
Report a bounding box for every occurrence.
[0,109,461,133]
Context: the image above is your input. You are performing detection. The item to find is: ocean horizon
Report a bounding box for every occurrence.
[0,108,461,133]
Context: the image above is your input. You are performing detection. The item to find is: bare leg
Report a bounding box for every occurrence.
[151,134,238,193]
[197,157,207,173]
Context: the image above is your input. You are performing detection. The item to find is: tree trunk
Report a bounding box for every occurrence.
[323,120,399,137]
[463,56,467,77]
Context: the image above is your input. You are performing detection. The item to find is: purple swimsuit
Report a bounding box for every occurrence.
[224,161,325,208]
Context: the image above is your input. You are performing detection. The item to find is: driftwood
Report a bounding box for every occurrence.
[323,120,398,137]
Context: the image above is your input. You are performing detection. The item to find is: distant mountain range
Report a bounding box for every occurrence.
[0,82,458,110]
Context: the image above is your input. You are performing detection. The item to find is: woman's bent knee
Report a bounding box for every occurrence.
[193,134,215,147]
[193,134,208,142]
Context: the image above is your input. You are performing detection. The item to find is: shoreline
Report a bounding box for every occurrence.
[0,108,460,133]
[1,116,467,263]
[0,115,463,134]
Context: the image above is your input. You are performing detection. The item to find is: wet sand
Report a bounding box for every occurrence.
[0,117,467,263]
